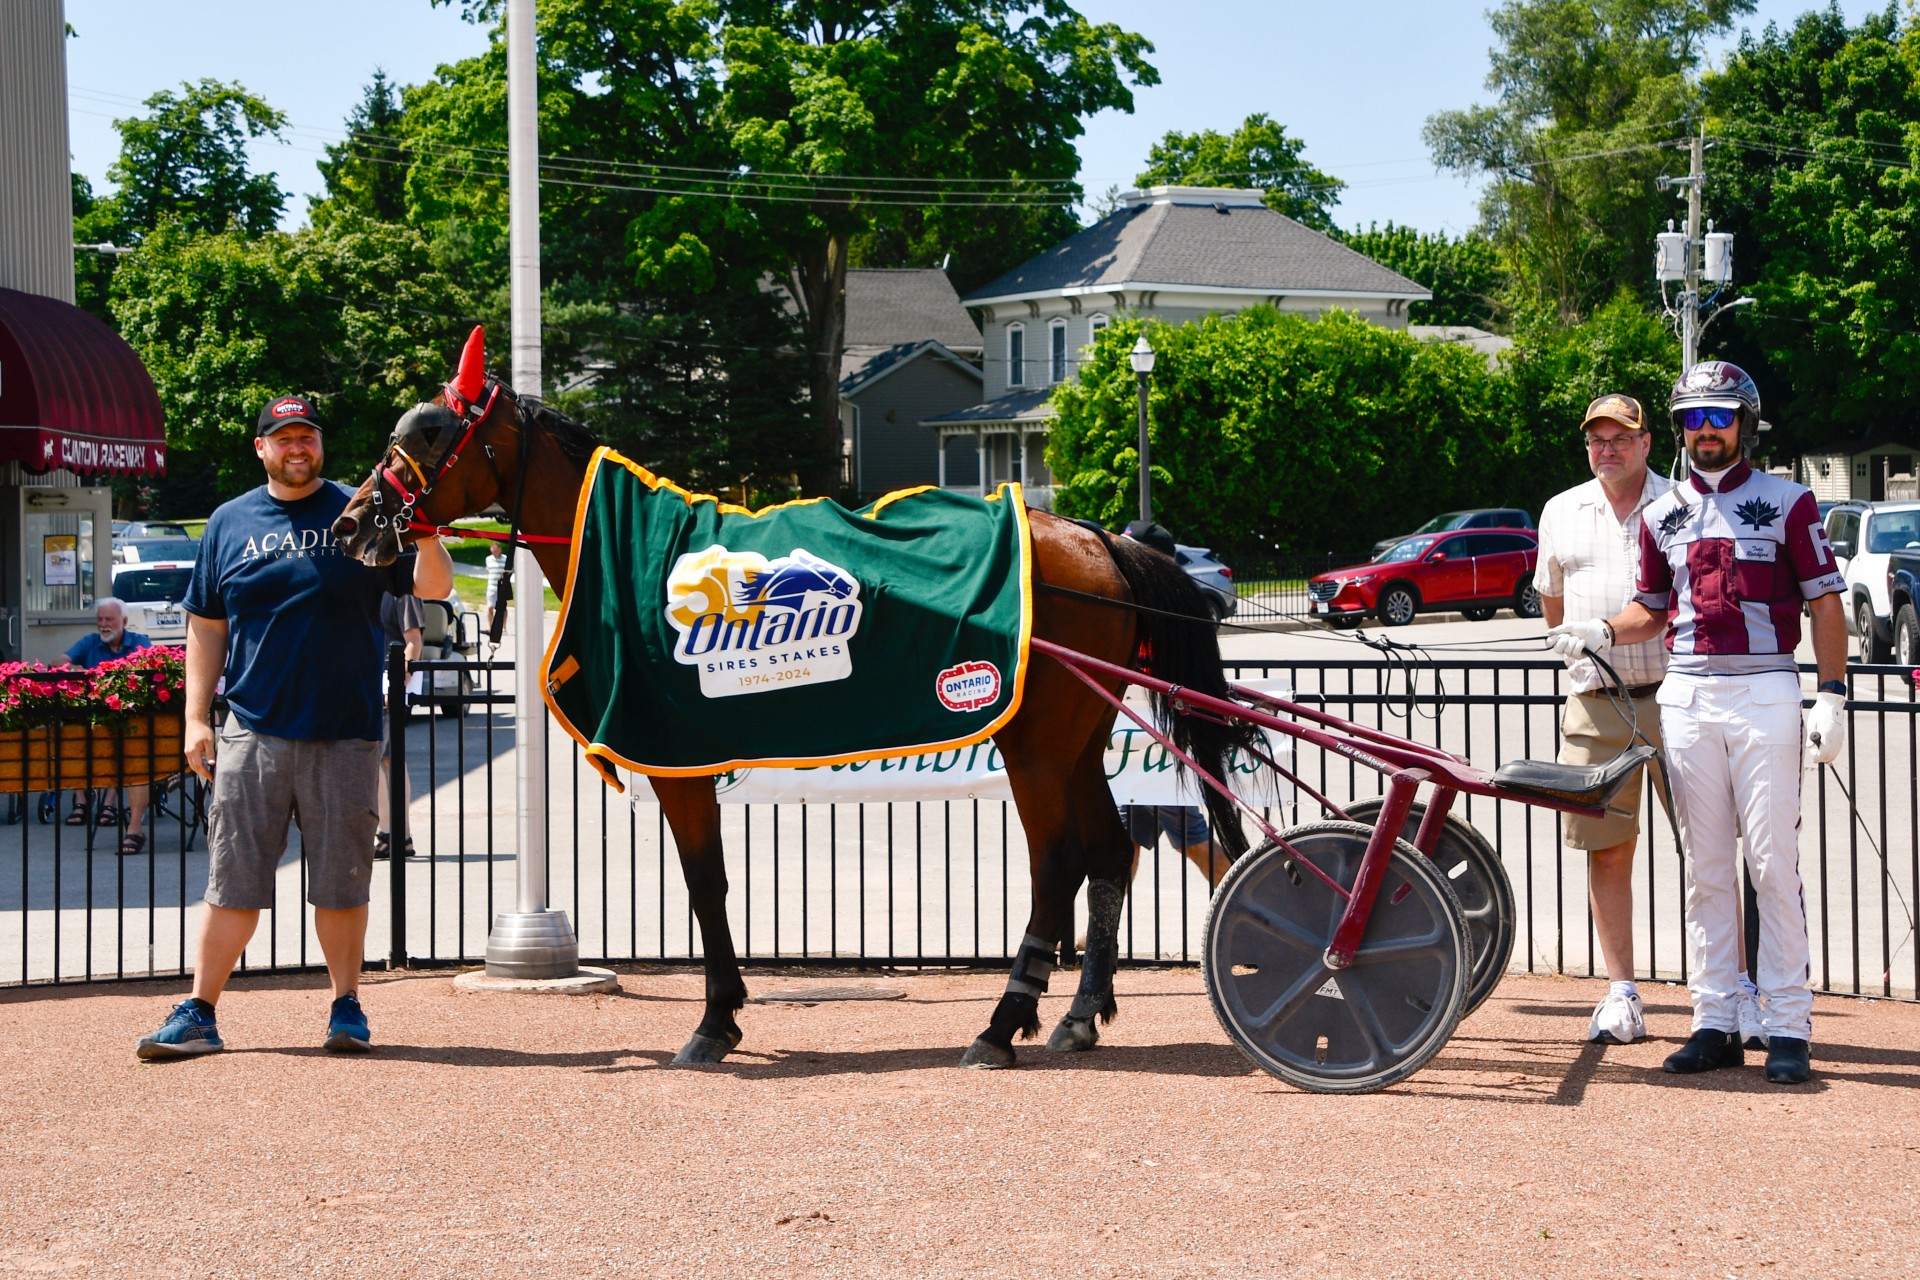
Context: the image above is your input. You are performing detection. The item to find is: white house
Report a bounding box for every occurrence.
[1792,439,1920,503]
[926,185,1431,506]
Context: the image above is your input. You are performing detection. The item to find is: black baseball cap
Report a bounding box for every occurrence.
[257,394,324,436]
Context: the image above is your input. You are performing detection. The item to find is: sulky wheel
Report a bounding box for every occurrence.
[1203,821,1469,1094]
[1342,796,1515,1017]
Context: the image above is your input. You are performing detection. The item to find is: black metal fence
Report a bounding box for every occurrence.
[4,656,1916,1002]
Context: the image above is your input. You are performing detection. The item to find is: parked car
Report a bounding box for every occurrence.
[1891,545,1920,669]
[1175,545,1237,622]
[1308,528,1541,627]
[1371,507,1534,558]
[118,520,191,540]
[1824,500,1920,663]
[114,537,199,565]
[109,561,193,645]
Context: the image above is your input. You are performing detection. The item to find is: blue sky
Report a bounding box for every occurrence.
[65,0,1885,238]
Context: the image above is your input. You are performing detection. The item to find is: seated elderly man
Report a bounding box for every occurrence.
[62,597,155,855]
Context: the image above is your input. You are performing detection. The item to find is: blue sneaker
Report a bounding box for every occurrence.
[323,993,371,1053]
[135,999,224,1060]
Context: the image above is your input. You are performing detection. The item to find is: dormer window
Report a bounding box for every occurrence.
[1049,319,1068,383]
[1007,323,1025,387]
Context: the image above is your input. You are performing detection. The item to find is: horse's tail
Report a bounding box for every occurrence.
[1107,537,1261,859]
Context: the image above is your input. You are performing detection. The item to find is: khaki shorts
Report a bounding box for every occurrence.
[1558,688,1668,851]
[204,720,382,911]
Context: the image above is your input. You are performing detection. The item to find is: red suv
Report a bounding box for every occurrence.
[1307,529,1541,627]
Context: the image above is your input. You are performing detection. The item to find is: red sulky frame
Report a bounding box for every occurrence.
[1030,637,1608,971]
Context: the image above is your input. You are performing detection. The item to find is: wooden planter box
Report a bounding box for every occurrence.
[0,713,185,790]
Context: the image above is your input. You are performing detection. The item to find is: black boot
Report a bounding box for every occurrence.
[1764,1036,1812,1084]
[1663,1028,1743,1074]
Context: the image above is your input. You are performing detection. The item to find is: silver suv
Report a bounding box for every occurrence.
[1175,545,1237,622]
[1825,500,1920,663]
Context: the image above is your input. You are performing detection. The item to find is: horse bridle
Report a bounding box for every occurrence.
[367,375,570,645]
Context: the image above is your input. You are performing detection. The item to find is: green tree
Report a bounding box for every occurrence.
[1047,310,1510,555]
[1134,112,1344,230]
[71,174,121,322]
[1701,5,1920,447]
[412,0,1158,498]
[1426,0,1754,320]
[108,215,475,500]
[313,69,412,225]
[103,79,289,239]
[1337,223,1506,328]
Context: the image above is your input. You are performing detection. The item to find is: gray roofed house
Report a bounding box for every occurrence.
[927,186,1431,508]
[837,270,985,501]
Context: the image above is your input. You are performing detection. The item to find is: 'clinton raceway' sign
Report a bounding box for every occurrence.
[684,681,1293,806]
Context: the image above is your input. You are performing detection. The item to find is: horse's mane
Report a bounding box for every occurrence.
[516,394,602,469]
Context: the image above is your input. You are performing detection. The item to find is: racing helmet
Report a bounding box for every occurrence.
[1668,360,1760,429]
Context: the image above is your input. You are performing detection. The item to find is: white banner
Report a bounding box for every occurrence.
[633,681,1292,806]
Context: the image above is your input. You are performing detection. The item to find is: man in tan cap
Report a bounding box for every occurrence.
[1535,393,1677,1044]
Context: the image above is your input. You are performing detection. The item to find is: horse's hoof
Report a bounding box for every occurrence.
[671,1032,734,1066]
[1046,1015,1099,1053]
[960,1037,1016,1069]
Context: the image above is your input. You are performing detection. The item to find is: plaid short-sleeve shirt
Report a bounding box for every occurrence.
[1536,472,1675,692]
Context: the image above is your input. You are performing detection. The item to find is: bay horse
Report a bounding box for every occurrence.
[332,327,1256,1068]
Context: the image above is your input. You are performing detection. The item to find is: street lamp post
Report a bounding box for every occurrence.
[1129,336,1156,525]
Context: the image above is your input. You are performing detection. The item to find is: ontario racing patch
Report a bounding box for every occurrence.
[543,449,1032,783]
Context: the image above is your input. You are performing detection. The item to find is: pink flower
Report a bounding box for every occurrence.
[106,694,123,710]
[156,689,171,703]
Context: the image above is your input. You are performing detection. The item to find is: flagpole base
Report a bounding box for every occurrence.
[480,910,587,981]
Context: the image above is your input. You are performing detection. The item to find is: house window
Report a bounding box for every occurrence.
[1855,461,1868,478]
[1007,323,1025,388]
[1089,314,1110,343]
[1050,319,1068,383]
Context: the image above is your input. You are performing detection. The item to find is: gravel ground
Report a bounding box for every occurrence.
[6,968,1918,1279]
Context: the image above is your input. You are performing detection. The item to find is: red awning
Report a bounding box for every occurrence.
[0,287,166,476]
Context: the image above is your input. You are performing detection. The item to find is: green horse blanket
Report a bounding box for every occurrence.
[543,448,1033,785]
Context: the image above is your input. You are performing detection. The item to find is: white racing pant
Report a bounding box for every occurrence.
[1657,671,1814,1041]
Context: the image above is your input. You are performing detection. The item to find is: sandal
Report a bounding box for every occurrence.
[64,805,89,826]
[118,833,146,857]
[95,804,123,827]
[373,832,391,860]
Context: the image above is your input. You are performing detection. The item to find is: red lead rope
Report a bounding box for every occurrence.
[405,518,573,546]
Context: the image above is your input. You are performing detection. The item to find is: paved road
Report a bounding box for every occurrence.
[5,606,1914,999]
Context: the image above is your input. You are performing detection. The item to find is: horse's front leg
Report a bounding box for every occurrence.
[652,776,747,1064]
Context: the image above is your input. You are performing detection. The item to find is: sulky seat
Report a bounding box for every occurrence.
[1489,743,1660,811]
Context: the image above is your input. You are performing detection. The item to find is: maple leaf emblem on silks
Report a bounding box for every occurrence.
[1657,506,1690,539]
[1734,496,1782,530]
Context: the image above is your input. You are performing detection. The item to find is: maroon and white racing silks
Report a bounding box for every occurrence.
[1633,460,1845,676]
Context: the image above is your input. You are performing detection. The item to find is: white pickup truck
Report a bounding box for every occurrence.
[1825,500,1920,663]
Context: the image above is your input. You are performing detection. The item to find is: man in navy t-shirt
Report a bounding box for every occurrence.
[136,393,451,1062]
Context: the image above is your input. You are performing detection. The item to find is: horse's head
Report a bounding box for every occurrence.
[333,325,523,566]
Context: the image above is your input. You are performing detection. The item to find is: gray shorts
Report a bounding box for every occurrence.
[204,720,382,911]
[1122,805,1210,849]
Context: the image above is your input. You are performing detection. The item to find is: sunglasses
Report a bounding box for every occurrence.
[1678,406,1740,432]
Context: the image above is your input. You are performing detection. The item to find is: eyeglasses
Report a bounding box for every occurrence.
[1586,435,1639,454]
[1677,405,1739,432]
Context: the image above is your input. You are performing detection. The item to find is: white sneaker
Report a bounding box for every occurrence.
[1736,986,1767,1051]
[1588,989,1645,1044]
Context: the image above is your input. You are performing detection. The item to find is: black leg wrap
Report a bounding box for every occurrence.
[1068,880,1124,1023]
[1003,932,1057,1000]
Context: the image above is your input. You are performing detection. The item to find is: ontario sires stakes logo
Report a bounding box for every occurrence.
[665,545,863,698]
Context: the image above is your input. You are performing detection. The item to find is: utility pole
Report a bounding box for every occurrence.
[1657,124,1752,378]
[1682,128,1703,371]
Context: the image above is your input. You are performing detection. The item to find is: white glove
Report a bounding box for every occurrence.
[1804,690,1846,766]
[1545,618,1612,661]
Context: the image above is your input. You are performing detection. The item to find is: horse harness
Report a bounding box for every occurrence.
[368,376,571,646]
